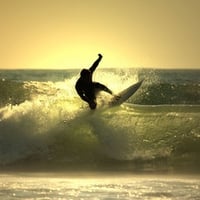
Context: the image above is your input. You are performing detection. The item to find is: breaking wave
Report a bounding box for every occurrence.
[0,69,200,171]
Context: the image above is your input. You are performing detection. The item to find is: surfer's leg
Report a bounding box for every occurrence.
[85,88,97,109]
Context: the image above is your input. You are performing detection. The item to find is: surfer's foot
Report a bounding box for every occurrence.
[89,101,97,110]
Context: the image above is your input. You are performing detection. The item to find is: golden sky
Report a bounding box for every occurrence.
[0,0,200,69]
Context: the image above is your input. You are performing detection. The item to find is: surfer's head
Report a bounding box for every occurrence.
[80,69,91,78]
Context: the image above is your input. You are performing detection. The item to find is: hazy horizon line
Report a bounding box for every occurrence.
[0,66,200,70]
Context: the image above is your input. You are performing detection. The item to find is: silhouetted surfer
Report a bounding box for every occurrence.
[75,54,114,109]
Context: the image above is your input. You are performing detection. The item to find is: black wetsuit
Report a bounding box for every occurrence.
[75,54,113,109]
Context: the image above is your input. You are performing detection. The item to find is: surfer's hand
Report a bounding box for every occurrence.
[98,53,102,58]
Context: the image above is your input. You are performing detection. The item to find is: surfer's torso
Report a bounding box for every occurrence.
[75,54,113,109]
[75,77,96,101]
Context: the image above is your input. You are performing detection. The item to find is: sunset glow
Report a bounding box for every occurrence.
[0,0,200,69]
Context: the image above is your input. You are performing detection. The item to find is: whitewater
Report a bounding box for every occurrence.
[0,68,200,199]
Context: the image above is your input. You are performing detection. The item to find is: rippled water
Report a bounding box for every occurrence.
[0,173,200,200]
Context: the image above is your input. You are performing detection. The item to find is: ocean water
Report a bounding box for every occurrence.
[0,68,200,199]
[1,173,200,200]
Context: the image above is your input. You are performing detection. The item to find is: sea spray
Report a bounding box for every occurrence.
[0,69,199,171]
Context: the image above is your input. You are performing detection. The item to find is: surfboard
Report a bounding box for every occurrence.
[108,80,144,107]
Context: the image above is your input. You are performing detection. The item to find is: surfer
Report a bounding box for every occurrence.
[75,54,114,109]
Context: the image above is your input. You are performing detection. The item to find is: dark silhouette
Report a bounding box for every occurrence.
[75,54,113,109]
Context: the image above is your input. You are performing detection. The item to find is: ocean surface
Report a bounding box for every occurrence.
[0,68,200,199]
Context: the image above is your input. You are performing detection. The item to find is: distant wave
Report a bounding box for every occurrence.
[0,69,200,107]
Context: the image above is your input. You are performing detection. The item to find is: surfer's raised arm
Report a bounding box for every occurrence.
[89,54,102,74]
[94,82,113,95]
